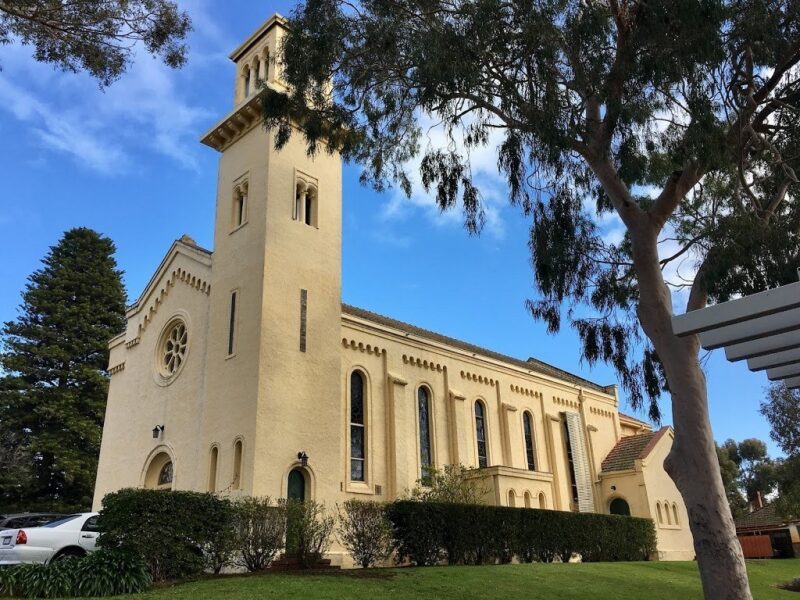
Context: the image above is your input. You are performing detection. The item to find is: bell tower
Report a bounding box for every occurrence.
[199,15,343,501]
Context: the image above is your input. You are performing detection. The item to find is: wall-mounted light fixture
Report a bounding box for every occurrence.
[152,425,165,439]
[610,485,617,491]
[297,451,309,467]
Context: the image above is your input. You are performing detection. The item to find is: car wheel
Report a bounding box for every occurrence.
[52,548,85,562]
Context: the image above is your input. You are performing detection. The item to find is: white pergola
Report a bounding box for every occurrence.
[671,275,800,389]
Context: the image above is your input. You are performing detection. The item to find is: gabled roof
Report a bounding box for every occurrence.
[619,411,653,430]
[600,427,670,472]
[735,503,799,530]
[341,304,613,394]
[126,235,212,317]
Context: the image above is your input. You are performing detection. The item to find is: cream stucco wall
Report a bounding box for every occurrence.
[93,13,695,565]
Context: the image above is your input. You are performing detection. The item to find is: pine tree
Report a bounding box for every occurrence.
[0,228,126,511]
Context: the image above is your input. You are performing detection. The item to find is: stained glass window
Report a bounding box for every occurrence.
[475,401,488,468]
[418,387,432,479]
[158,462,173,486]
[350,371,365,481]
[523,412,536,471]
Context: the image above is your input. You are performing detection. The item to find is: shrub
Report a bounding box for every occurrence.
[285,500,335,568]
[97,488,234,581]
[386,501,656,565]
[232,496,287,572]
[337,499,393,568]
[0,548,150,598]
[406,464,488,504]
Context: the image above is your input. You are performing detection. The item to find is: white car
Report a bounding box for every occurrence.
[0,512,99,565]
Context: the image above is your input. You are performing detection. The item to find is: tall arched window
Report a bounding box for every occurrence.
[656,502,664,524]
[418,386,433,479]
[244,67,251,97]
[523,411,536,471]
[538,492,547,509]
[253,58,261,85]
[232,440,243,490]
[672,503,680,526]
[208,446,218,493]
[350,370,366,482]
[665,500,672,525]
[475,400,488,468]
[524,491,532,508]
[508,490,516,507]
[294,182,304,221]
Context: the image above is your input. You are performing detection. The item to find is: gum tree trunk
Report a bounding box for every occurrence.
[631,222,752,600]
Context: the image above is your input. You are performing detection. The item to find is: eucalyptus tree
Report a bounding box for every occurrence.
[262,1,800,597]
[0,0,191,86]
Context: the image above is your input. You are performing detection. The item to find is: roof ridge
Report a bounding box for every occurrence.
[342,303,610,393]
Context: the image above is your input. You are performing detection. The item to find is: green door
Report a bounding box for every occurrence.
[288,468,305,501]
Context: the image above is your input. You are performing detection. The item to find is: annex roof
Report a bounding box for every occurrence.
[342,304,614,394]
[600,427,670,472]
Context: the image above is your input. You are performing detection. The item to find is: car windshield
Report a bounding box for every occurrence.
[42,515,81,528]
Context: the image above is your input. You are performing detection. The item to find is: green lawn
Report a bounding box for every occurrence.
[101,560,800,600]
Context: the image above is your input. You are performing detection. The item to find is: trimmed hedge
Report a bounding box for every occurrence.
[386,501,656,565]
[0,548,150,598]
[97,488,233,581]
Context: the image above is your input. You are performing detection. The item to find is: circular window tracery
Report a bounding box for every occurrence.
[156,319,188,381]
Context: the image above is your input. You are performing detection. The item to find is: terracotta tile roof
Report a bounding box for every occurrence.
[601,432,656,472]
[341,304,611,393]
[735,504,799,530]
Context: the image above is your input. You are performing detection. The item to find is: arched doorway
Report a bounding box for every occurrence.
[288,468,306,501]
[610,497,631,516]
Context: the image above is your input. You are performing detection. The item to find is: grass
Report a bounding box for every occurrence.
[94,560,800,599]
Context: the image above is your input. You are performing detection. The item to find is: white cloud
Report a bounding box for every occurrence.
[379,112,509,240]
[0,0,225,174]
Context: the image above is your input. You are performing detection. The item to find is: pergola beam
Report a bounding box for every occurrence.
[724,329,800,362]
[766,363,800,381]
[697,307,800,350]
[672,281,800,337]
[747,347,800,371]
[785,375,800,389]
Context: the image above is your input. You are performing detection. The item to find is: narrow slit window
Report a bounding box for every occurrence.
[294,182,304,221]
[228,291,237,356]
[299,289,308,352]
[233,185,247,228]
[350,371,366,482]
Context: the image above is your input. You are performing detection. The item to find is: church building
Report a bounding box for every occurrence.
[93,14,695,563]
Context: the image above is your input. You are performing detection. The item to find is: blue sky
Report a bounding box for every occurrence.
[0,1,779,454]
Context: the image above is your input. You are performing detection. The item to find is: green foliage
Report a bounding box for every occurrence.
[0,1,191,86]
[716,444,747,519]
[407,464,488,505]
[386,501,656,566]
[266,0,800,422]
[761,383,800,455]
[337,499,393,568]
[0,228,126,512]
[97,488,232,581]
[285,500,335,569]
[232,496,287,572]
[719,438,777,502]
[0,548,150,598]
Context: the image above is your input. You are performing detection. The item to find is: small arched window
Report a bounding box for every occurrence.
[208,446,218,493]
[672,503,679,526]
[665,500,672,525]
[232,440,243,490]
[158,462,173,489]
[244,67,251,97]
[508,490,516,507]
[294,182,305,221]
[232,183,247,229]
[253,58,261,85]
[475,400,488,468]
[656,502,664,524]
[350,370,366,482]
[418,386,433,479]
[305,186,318,227]
[538,492,547,509]
[524,491,532,509]
[523,411,536,471]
